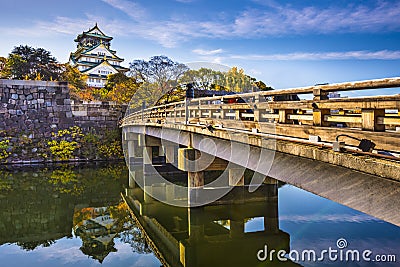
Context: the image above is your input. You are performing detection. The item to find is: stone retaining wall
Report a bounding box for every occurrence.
[71,100,126,132]
[0,80,73,137]
[0,79,127,163]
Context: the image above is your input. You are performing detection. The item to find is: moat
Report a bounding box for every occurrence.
[0,163,398,266]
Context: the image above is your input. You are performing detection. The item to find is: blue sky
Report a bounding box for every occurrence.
[1,0,400,89]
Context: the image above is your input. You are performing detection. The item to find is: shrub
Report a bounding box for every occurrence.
[0,139,11,161]
[47,140,78,161]
[47,126,84,161]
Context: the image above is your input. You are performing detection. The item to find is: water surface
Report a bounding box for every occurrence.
[0,163,398,266]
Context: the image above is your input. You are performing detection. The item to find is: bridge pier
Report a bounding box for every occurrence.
[125,133,143,166]
[138,134,167,171]
[264,192,279,234]
[230,219,245,238]
[228,166,245,186]
[128,165,143,188]
[164,141,178,164]
[178,147,204,205]
[188,207,205,243]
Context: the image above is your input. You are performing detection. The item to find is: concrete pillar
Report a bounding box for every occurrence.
[361,109,385,131]
[178,148,205,187]
[165,145,177,164]
[313,109,330,127]
[166,146,175,164]
[188,172,204,188]
[128,171,136,189]
[230,220,245,238]
[264,203,279,233]
[143,172,162,203]
[229,168,245,186]
[166,184,175,202]
[178,147,198,171]
[265,179,279,233]
[158,145,165,157]
[129,164,143,187]
[143,146,153,165]
[188,172,204,205]
[128,140,142,165]
[128,141,135,163]
[188,208,205,242]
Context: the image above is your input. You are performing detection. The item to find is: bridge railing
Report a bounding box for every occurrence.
[122,77,400,152]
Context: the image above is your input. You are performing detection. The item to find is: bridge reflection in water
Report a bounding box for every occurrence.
[124,173,302,267]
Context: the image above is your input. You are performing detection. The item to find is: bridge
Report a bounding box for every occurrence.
[121,77,400,227]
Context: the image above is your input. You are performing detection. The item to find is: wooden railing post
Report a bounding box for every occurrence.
[235,109,241,120]
[279,109,294,124]
[254,94,264,122]
[361,109,385,131]
[313,108,330,127]
[220,98,225,119]
[185,98,189,125]
[141,101,146,122]
[313,88,328,101]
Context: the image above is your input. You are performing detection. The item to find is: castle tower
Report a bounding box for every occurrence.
[69,24,129,88]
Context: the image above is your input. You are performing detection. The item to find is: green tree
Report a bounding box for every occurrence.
[59,64,87,91]
[179,68,226,90]
[0,57,7,78]
[104,72,130,91]
[178,67,269,93]
[254,80,273,91]
[6,45,62,80]
[224,67,256,92]
[1,54,26,79]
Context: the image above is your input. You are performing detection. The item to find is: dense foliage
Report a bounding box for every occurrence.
[0,45,62,80]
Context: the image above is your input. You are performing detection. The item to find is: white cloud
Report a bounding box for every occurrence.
[192,48,224,56]
[36,16,94,35]
[229,50,400,61]
[100,0,400,46]
[3,1,400,49]
[100,0,147,21]
[233,1,400,36]
[279,213,379,223]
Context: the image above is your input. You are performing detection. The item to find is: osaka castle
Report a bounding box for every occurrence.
[69,24,129,88]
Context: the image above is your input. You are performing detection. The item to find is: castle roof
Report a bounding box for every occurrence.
[74,23,113,43]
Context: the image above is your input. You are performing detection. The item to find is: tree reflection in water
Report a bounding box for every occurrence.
[0,163,152,263]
